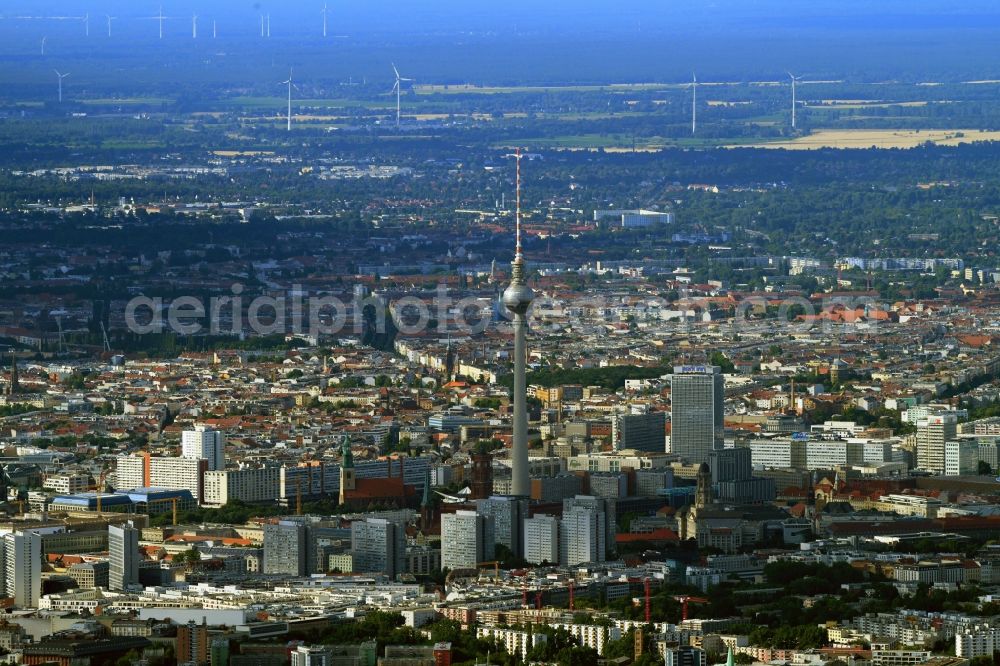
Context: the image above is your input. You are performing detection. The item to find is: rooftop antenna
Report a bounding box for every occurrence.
[54,69,69,103]
[691,72,697,135]
[192,14,198,39]
[390,63,412,128]
[105,15,115,37]
[788,71,802,129]
[279,68,298,132]
[40,36,46,55]
[321,3,328,37]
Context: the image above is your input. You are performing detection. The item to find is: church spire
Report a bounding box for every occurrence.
[7,353,17,396]
[420,468,434,534]
[340,435,354,468]
[339,435,356,506]
[445,333,455,381]
[421,468,432,508]
[695,462,712,509]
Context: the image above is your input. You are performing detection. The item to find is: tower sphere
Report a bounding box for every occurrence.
[503,282,534,314]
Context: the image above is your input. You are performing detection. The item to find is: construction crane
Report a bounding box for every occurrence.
[95,469,108,516]
[673,595,708,621]
[100,320,111,352]
[644,578,651,623]
[627,577,654,622]
[147,496,179,526]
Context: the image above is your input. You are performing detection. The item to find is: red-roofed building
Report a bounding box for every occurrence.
[615,528,679,546]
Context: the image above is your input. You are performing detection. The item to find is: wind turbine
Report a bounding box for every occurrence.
[54,70,69,103]
[154,6,167,39]
[691,72,697,135]
[390,63,412,128]
[105,15,116,37]
[279,69,298,132]
[788,71,802,129]
[192,14,197,38]
[321,3,328,37]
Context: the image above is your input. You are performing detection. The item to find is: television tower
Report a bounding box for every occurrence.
[502,148,533,498]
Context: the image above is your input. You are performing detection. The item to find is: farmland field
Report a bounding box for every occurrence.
[737,129,1000,149]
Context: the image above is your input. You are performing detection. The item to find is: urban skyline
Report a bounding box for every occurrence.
[3,3,1000,666]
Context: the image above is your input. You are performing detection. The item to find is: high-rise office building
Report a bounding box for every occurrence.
[563,495,615,558]
[67,561,110,589]
[2,531,41,607]
[177,621,210,666]
[210,639,230,666]
[440,510,494,570]
[203,466,281,506]
[477,495,527,558]
[944,439,978,476]
[523,515,559,565]
[181,425,226,471]
[559,506,605,567]
[670,366,725,465]
[108,521,139,591]
[635,468,674,498]
[115,453,208,502]
[587,472,628,499]
[263,521,308,576]
[664,646,706,666]
[979,439,1000,472]
[532,473,584,502]
[114,454,147,490]
[710,447,752,482]
[710,447,775,504]
[290,646,336,666]
[306,524,344,575]
[611,411,667,453]
[351,518,406,579]
[917,413,958,474]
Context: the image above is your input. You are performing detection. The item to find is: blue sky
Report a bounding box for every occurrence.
[8,1,1000,36]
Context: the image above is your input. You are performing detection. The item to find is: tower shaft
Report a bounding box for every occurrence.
[511,307,529,496]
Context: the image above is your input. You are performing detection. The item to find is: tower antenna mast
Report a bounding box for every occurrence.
[515,147,522,257]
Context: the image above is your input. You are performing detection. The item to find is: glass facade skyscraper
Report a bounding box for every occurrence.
[670,365,725,465]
